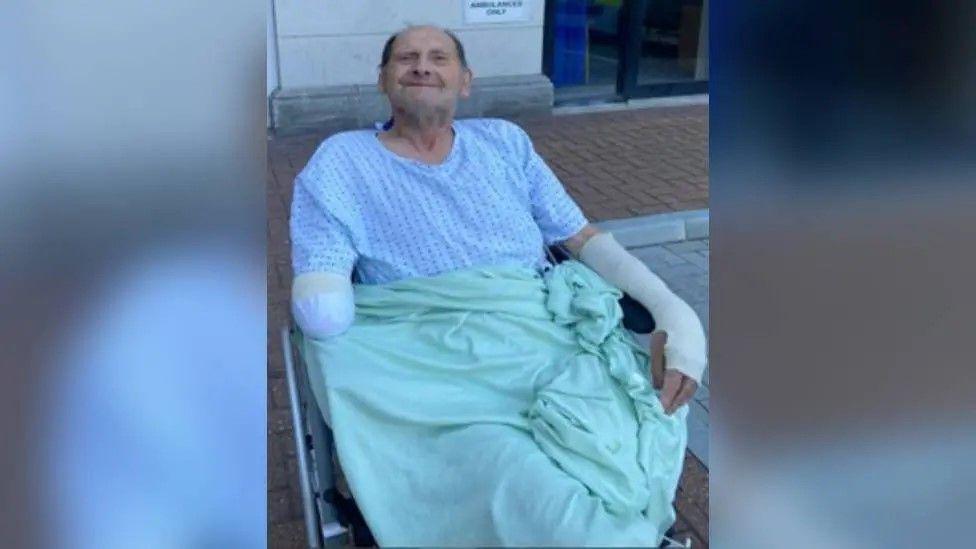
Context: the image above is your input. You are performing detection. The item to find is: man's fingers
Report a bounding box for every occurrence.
[649,330,667,389]
[667,376,698,414]
[649,332,697,415]
[658,369,682,412]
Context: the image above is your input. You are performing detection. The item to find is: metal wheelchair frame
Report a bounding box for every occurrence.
[282,324,351,547]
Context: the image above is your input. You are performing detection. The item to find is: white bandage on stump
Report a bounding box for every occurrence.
[579,232,707,383]
[291,271,355,339]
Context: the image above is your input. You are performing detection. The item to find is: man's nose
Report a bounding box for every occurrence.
[411,58,432,76]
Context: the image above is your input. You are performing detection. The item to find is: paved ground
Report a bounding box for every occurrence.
[267,104,709,547]
[517,106,709,219]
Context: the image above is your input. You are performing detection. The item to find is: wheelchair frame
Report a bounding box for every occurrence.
[282,323,350,547]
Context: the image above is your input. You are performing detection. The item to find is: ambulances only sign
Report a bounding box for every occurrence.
[463,1,532,24]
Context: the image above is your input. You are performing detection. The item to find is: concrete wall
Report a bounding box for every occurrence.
[272,0,546,90]
[268,0,280,97]
[268,0,280,126]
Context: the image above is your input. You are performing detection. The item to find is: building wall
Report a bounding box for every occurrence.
[272,0,546,90]
[268,0,280,127]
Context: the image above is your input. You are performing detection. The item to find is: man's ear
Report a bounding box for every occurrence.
[376,67,389,95]
[459,68,474,99]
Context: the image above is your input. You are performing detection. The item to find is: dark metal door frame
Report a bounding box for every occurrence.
[541,0,558,78]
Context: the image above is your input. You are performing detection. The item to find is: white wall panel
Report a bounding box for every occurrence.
[275,0,544,37]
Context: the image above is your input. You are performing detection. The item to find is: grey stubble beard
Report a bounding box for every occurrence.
[394,94,455,130]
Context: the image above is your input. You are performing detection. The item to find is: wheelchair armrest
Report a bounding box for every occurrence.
[547,244,573,264]
[547,246,656,334]
[619,293,656,334]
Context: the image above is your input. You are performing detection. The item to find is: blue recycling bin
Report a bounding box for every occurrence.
[551,0,588,87]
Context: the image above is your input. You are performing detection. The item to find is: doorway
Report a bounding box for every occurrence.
[543,0,708,105]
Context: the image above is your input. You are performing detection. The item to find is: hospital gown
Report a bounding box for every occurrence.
[290,118,589,283]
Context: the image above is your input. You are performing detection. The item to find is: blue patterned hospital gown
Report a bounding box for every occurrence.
[290,118,589,285]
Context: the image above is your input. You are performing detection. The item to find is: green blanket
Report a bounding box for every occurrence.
[300,260,687,546]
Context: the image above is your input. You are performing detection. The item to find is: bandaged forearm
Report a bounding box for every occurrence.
[578,232,708,383]
[291,272,355,339]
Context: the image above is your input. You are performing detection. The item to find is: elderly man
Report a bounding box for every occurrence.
[290,25,706,546]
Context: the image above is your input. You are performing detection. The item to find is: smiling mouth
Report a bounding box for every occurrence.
[403,83,440,88]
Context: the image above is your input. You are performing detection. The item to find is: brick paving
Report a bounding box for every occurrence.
[267,104,709,547]
[516,105,709,219]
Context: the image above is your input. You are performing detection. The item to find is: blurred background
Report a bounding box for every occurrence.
[711,1,976,547]
[1,1,266,547]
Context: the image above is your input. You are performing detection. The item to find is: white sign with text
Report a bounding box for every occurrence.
[463,0,533,24]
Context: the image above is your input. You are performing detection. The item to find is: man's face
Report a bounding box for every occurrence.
[378,27,472,121]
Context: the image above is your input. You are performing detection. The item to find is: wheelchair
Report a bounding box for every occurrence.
[280,245,663,547]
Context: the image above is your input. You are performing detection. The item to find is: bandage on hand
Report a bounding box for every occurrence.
[578,231,707,384]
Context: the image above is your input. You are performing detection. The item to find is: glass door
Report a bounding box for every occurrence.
[633,0,708,91]
[544,0,709,103]
[543,0,626,103]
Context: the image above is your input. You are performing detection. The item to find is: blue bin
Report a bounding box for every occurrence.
[551,0,588,87]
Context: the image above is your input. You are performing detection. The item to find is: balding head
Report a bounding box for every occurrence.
[380,25,469,71]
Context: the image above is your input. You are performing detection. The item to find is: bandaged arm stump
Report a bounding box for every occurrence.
[578,231,708,383]
[291,272,356,339]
